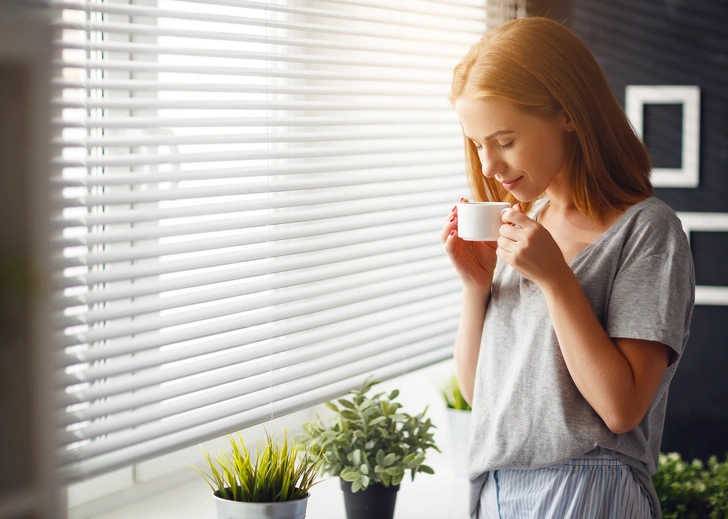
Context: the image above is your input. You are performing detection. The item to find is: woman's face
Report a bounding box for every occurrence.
[454,97,575,202]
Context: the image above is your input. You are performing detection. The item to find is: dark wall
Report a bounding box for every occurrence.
[529,0,728,462]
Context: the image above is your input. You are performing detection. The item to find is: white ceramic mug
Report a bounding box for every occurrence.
[456,202,512,241]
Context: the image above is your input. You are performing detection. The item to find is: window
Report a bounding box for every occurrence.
[53,0,521,502]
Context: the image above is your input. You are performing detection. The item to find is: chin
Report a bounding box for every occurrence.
[509,193,534,203]
[512,188,547,204]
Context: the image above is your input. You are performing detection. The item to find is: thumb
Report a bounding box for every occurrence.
[513,203,523,213]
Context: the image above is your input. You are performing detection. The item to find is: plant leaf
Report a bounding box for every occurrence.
[338,399,356,410]
[383,453,396,467]
[367,416,387,427]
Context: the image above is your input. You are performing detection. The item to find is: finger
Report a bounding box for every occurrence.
[501,207,533,227]
[442,209,456,228]
[444,228,459,253]
[441,215,457,243]
[496,246,509,262]
[497,236,514,252]
[445,199,465,225]
[498,222,520,241]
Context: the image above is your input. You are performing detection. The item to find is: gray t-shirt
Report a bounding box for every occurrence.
[467,196,695,519]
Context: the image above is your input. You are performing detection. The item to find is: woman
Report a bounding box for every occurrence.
[441,17,695,519]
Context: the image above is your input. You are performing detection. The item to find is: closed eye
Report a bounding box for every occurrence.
[472,141,513,151]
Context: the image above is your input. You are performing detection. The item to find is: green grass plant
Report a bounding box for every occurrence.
[192,429,322,503]
[441,374,472,411]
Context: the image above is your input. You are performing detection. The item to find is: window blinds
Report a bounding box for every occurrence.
[52,0,517,484]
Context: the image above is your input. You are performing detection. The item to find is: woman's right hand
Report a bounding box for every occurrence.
[442,199,498,294]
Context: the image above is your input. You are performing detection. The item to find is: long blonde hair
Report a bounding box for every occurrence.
[449,17,652,220]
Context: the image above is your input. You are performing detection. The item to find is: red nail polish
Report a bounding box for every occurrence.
[450,230,455,236]
[452,206,456,212]
[450,217,455,222]
[460,198,465,202]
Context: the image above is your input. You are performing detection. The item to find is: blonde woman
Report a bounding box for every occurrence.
[442,17,695,519]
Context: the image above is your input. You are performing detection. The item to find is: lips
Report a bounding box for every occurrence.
[502,176,523,191]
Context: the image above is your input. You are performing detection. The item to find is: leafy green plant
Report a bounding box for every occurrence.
[299,377,440,493]
[440,374,472,411]
[707,454,728,519]
[192,429,322,503]
[652,451,728,519]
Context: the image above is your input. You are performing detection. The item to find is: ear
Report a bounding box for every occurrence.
[561,109,576,132]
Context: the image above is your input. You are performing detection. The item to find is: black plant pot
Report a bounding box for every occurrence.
[340,479,400,519]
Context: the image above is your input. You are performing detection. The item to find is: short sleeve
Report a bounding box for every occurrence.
[606,250,695,364]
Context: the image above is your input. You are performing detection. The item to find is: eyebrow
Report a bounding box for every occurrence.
[463,130,514,141]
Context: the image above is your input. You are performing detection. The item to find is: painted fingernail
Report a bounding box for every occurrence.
[452,206,456,212]
[460,198,465,202]
[450,230,455,236]
[449,217,455,222]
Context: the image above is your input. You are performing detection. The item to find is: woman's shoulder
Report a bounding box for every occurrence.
[621,196,684,235]
[615,196,691,264]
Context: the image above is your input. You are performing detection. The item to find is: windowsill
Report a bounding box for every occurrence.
[87,469,470,519]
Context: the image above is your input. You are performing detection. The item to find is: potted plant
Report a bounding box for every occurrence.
[652,451,728,519]
[300,377,440,519]
[192,429,322,519]
[440,373,472,478]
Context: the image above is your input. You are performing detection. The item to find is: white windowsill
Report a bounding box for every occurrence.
[88,470,470,519]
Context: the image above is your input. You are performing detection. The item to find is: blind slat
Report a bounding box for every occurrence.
[53,114,457,129]
[55,77,445,96]
[56,59,451,83]
[69,175,461,206]
[54,99,448,112]
[52,142,455,169]
[55,130,455,148]
[178,0,486,19]
[54,43,454,72]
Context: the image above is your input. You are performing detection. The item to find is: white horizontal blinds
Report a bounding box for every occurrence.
[52,0,502,484]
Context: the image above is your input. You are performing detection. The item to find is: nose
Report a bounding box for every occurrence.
[478,146,505,179]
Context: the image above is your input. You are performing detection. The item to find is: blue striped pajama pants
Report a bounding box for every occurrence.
[479,448,653,519]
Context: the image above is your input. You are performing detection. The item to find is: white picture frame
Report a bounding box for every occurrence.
[625,85,701,188]
[677,212,728,306]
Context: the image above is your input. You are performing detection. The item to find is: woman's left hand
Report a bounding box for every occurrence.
[497,203,570,287]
